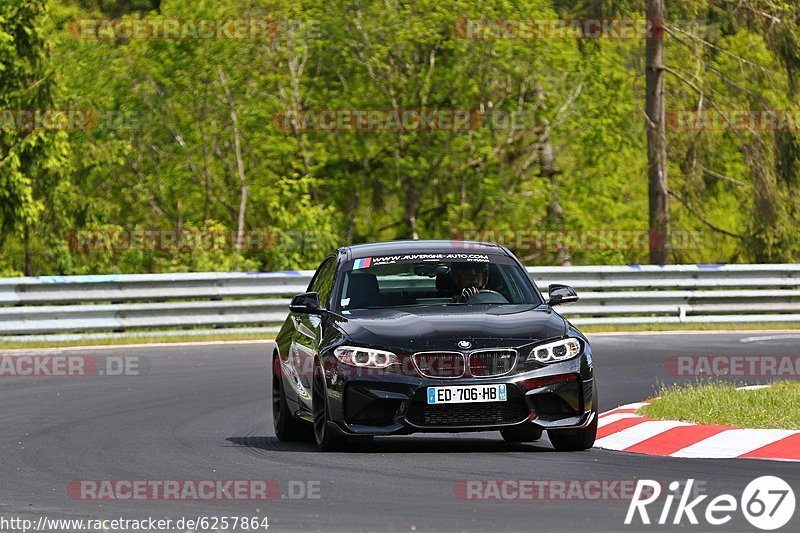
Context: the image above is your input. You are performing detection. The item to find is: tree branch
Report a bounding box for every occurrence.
[700,165,751,188]
[668,189,743,237]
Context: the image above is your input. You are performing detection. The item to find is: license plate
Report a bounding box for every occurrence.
[426,384,507,405]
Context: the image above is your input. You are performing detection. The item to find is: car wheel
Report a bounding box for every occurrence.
[500,424,543,443]
[272,356,310,441]
[312,361,346,451]
[547,389,598,451]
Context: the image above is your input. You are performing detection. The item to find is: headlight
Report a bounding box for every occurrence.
[334,346,399,368]
[527,338,581,364]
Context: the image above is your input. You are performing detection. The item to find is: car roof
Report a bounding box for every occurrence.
[339,240,507,261]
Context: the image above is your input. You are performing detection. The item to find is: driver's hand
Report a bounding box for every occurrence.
[454,286,479,303]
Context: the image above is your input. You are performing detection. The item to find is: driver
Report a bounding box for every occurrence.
[451,261,489,303]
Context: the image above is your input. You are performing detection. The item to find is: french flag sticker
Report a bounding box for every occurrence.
[353,257,372,269]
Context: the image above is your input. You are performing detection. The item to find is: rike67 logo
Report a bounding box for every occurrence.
[626,477,795,530]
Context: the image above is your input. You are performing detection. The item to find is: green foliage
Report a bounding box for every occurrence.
[0,0,798,275]
[0,0,72,274]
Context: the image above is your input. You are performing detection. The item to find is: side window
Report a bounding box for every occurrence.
[309,257,337,309]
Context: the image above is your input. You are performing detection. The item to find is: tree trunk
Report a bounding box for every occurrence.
[405,197,419,240]
[219,68,249,269]
[645,0,669,264]
[540,128,570,266]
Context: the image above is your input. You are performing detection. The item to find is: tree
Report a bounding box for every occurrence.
[0,0,71,275]
[645,0,669,263]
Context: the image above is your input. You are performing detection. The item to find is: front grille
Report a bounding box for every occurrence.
[412,352,465,378]
[406,387,529,427]
[469,349,517,377]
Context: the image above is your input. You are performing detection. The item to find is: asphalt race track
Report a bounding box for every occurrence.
[1,333,799,532]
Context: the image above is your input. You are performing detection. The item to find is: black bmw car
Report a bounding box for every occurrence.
[272,240,597,451]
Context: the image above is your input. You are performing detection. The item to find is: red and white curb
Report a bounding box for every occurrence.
[595,402,800,461]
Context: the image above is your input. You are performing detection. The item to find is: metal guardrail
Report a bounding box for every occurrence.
[1,265,799,338]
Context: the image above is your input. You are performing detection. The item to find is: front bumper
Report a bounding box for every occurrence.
[321,354,595,436]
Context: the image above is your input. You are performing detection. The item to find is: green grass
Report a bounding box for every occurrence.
[638,381,800,430]
[0,332,275,350]
[580,322,800,333]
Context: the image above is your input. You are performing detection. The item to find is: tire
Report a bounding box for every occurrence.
[500,424,543,443]
[547,388,598,451]
[312,360,347,451]
[272,356,310,441]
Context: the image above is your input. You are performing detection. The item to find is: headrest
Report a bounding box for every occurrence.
[435,272,454,293]
[346,272,380,309]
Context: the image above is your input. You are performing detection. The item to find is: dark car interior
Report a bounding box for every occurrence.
[341,263,525,310]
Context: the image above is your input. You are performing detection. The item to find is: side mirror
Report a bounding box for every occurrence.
[289,292,321,314]
[546,284,579,306]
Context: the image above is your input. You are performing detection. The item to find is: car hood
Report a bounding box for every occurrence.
[334,304,567,352]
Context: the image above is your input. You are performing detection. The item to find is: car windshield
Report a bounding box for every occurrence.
[336,253,542,311]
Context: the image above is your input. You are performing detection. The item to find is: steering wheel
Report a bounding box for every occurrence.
[453,288,506,304]
[474,289,503,297]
